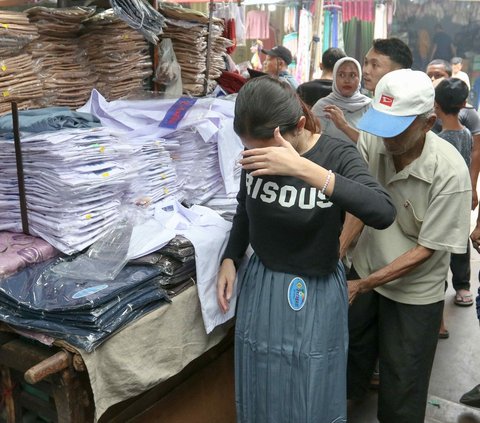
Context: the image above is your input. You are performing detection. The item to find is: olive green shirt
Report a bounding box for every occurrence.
[353,131,471,305]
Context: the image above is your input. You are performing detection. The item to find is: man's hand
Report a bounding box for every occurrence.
[323,105,348,131]
[471,224,480,254]
[348,279,367,305]
[322,105,360,142]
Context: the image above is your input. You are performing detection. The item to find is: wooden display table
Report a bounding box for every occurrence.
[0,285,235,422]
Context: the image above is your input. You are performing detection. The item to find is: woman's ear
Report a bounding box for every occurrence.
[296,116,306,133]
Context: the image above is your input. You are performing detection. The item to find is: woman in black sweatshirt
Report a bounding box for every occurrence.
[217,76,396,423]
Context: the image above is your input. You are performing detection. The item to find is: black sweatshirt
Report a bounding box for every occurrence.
[223,134,396,277]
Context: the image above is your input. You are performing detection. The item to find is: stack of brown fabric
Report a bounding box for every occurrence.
[81,10,152,101]
[0,10,38,56]
[0,11,41,115]
[158,3,232,96]
[26,6,97,109]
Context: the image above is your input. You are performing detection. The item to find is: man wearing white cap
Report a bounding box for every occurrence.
[343,69,471,423]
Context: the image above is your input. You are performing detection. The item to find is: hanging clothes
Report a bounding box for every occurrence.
[322,5,345,52]
[340,0,375,63]
[295,9,313,84]
[374,3,387,40]
[245,9,269,40]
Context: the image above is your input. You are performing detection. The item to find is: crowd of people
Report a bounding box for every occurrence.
[216,36,480,423]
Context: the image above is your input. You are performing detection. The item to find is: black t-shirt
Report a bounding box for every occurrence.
[297,79,333,108]
[223,135,396,277]
[432,31,453,61]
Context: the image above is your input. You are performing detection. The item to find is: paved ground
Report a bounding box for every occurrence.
[348,211,480,423]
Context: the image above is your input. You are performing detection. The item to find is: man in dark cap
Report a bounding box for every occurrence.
[261,45,298,89]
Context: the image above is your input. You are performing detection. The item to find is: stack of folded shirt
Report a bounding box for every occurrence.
[129,235,196,296]
[163,127,223,205]
[0,258,170,352]
[81,10,153,101]
[158,3,232,96]
[79,92,243,207]
[127,138,181,213]
[0,235,197,351]
[0,10,41,114]
[110,0,165,44]
[0,53,44,116]
[26,6,97,109]
[0,10,38,56]
[204,188,239,222]
[0,127,135,254]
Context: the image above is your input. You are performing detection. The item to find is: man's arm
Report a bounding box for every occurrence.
[339,213,364,259]
[470,133,480,210]
[323,105,360,142]
[348,245,434,304]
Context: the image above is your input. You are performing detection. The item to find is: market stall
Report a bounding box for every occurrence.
[0,1,244,421]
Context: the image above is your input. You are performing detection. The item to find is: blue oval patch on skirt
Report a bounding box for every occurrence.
[287,277,307,311]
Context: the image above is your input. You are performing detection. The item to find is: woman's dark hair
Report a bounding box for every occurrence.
[372,38,413,69]
[435,78,469,115]
[234,76,320,140]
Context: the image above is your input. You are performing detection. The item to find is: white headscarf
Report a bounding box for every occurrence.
[316,57,371,113]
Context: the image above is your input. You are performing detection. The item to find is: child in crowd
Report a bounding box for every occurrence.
[435,78,473,338]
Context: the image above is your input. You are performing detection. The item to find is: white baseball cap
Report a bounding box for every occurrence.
[357,69,435,137]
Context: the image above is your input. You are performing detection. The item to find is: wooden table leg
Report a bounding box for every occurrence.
[51,366,90,423]
[0,365,22,423]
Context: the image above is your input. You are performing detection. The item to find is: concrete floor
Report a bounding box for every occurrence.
[348,210,480,423]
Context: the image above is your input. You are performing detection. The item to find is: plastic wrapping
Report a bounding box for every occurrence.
[48,214,134,281]
[154,38,182,97]
[111,0,165,44]
[130,254,182,276]
[155,259,196,288]
[0,258,170,351]
[0,128,137,254]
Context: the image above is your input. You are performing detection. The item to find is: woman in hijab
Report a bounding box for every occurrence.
[312,57,371,143]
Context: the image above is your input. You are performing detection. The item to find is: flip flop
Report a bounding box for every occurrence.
[438,330,449,339]
[454,292,474,307]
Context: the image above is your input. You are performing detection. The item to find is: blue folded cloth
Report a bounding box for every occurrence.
[0,107,101,133]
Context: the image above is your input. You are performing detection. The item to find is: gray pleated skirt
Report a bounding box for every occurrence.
[235,254,348,423]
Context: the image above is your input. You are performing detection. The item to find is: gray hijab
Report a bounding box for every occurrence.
[316,57,371,114]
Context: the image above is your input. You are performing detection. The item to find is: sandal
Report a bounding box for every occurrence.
[438,329,450,339]
[454,291,474,307]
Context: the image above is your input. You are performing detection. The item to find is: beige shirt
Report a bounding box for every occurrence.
[452,70,471,90]
[353,130,471,305]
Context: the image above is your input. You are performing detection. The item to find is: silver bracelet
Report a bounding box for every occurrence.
[321,170,333,195]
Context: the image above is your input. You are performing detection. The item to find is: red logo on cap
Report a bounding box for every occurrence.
[379,94,394,107]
